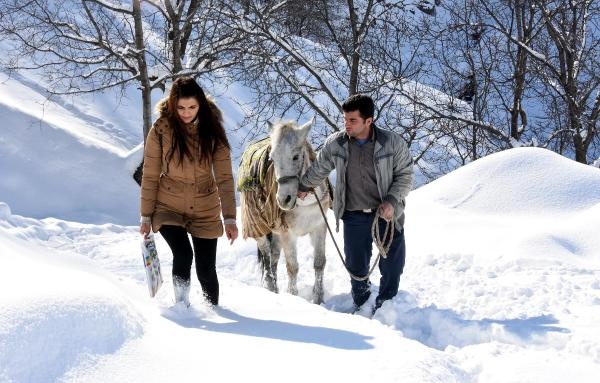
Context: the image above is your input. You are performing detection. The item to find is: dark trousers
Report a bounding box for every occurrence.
[342,210,406,307]
[159,225,219,305]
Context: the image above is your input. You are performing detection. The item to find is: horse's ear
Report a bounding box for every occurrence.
[267,120,274,132]
[298,116,315,140]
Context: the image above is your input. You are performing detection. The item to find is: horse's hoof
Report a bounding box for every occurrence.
[264,279,279,293]
[312,293,324,305]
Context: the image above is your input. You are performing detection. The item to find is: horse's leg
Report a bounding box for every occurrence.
[257,233,280,293]
[280,231,299,296]
[309,225,327,304]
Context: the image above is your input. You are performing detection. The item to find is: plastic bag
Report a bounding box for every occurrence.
[141,233,163,297]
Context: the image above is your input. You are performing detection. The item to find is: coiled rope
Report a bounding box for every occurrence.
[314,193,394,281]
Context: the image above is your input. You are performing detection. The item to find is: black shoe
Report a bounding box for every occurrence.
[371,305,379,316]
[371,299,384,316]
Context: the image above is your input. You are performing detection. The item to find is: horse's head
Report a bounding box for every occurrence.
[269,118,314,210]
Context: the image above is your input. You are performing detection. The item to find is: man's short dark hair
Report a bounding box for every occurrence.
[342,94,375,120]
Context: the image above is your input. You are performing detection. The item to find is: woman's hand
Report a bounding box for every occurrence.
[140,223,152,239]
[225,223,239,244]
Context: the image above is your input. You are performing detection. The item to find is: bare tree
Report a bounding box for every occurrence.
[221,1,425,138]
[531,0,600,163]
[476,0,545,143]
[416,0,546,165]
[0,0,157,137]
[0,0,240,141]
[415,0,599,167]
[466,0,599,163]
[142,0,242,90]
[424,1,504,161]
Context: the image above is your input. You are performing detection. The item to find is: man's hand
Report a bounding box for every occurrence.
[378,201,394,222]
[297,191,308,200]
[140,223,151,239]
[225,223,239,244]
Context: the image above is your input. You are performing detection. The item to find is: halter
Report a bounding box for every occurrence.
[274,146,306,186]
[276,174,300,184]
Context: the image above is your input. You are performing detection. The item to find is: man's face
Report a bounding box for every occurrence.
[343,110,372,140]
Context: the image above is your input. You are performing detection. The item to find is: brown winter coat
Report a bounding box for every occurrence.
[140,99,236,238]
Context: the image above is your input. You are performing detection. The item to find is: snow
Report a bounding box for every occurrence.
[0,70,246,225]
[1,71,600,382]
[415,146,600,214]
[0,228,144,383]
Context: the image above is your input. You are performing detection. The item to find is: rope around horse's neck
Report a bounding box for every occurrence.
[314,192,395,282]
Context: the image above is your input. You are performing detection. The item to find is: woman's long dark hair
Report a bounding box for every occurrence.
[161,77,230,165]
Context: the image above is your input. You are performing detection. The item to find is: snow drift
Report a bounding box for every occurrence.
[0,228,143,383]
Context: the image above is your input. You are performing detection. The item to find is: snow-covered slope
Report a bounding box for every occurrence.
[415,147,600,214]
[0,72,250,225]
[0,221,144,383]
[409,147,600,265]
[1,145,600,382]
[0,208,466,382]
[0,72,143,224]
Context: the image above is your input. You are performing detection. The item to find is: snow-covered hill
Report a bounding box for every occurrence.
[2,54,600,381]
[0,71,250,225]
[1,140,599,381]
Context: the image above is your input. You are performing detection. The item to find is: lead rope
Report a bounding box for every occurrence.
[314,190,394,282]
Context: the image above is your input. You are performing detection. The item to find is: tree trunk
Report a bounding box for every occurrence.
[509,0,531,141]
[133,0,152,185]
[347,0,359,95]
[571,115,588,163]
[165,0,183,74]
[133,0,152,142]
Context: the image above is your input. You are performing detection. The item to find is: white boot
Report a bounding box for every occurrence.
[173,277,190,307]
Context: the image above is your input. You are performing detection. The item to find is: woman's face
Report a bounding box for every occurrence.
[176,97,200,124]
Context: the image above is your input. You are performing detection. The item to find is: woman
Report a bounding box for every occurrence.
[139,77,238,307]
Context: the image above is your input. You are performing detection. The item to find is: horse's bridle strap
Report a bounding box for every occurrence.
[276,174,299,184]
[275,148,305,185]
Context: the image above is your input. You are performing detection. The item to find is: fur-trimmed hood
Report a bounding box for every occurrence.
[154,95,223,123]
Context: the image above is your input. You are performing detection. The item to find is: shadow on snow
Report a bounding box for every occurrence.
[161,306,374,350]
[324,291,568,351]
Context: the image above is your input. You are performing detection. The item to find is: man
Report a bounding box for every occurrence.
[298,94,414,314]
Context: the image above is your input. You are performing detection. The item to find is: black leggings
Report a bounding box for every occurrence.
[159,225,219,305]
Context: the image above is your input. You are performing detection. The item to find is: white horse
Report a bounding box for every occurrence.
[239,119,331,304]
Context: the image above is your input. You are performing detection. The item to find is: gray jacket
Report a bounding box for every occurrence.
[300,125,414,231]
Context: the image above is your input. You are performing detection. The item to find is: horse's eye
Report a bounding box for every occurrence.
[293,155,299,161]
